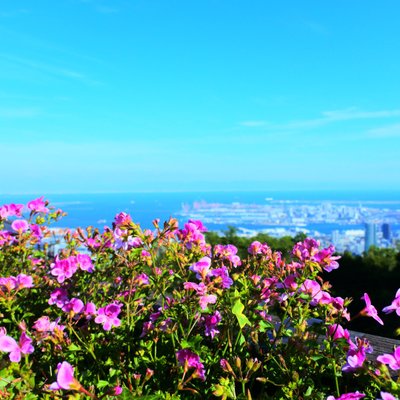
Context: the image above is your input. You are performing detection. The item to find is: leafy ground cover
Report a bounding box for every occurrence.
[0,198,399,399]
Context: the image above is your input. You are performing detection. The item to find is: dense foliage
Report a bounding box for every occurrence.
[0,198,399,399]
[206,229,400,338]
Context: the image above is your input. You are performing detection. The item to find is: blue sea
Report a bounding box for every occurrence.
[1,190,400,233]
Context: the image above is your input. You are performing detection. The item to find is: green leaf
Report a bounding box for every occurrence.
[68,343,81,352]
[259,320,273,332]
[232,296,251,329]
[96,380,109,389]
[310,355,323,361]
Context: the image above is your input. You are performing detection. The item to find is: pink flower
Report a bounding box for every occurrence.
[379,392,397,400]
[112,386,123,395]
[184,282,217,310]
[361,293,384,325]
[292,238,320,261]
[62,298,85,314]
[299,279,322,305]
[50,257,78,283]
[0,275,33,291]
[0,332,34,362]
[75,254,94,273]
[0,230,14,246]
[16,274,34,289]
[199,294,217,310]
[134,273,150,286]
[95,302,122,330]
[248,241,272,258]
[176,349,206,381]
[0,276,16,291]
[190,257,212,280]
[382,288,400,316]
[178,220,208,251]
[27,197,49,214]
[327,392,365,400]
[210,266,233,289]
[30,224,42,240]
[33,316,65,333]
[48,288,69,308]
[0,203,23,219]
[11,219,29,233]
[49,361,81,391]
[188,219,207,232]
[114,212,132,227]
[377,346,400,370]
[327,324,350,341]
[214,244,241,267]
[342,337,373,373]
[313,245,341,272]
[83,302,97,319]
[203,311,222,339]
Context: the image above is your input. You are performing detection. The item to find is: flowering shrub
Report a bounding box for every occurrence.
[0,198,400,399]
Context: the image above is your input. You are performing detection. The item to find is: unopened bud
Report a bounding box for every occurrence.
[235,356,241,370]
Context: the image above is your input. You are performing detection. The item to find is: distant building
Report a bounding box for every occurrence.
[382,223,391,241]
[365,223,377,252]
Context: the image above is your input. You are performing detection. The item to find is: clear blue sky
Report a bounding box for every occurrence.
[1,0,400,194]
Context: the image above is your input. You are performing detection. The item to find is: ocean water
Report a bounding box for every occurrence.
[1,190,400,232]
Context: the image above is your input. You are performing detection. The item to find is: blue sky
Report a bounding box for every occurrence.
[1,0,400,194]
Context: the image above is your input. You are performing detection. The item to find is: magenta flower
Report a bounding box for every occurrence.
[299,279,322,306]
[75,254,94,273]
[0,276,16,291]
[48,288,69,308]
[190,256,212,280]
[214,244,241,267]
[0,230,14,246]
[0,274,33,291]
[382,288,400,316]
[27,197,49,214]
[361,293,384,325]
[203,311,222,339]
[188,219,207,233]
[30,224,43,240]
[292,238,320,261]
[11,219,29,233]
[33,316,65,333]
[176,349,206,381]
[210,266,233,289]
[0,203,23,219]
[184,282,217,310]
[0,332,34,362]
[134,273,150,286]
[112,385,123,395]
[62,298,85,314]
[379,392,397,400]
[248,241,272,258]
[49,361,81,391]
[327,392,365,400]
[342,337,373,373]
[50,257,78,283]
[313,245,341,272]
[83,302,97,319]
[327,324,350,341]
[16,274,34,289]
[199,294,217,310]
[114,212,132,227]
[178,221,207,250]
[377,346,400,370]
[95,302,122,330]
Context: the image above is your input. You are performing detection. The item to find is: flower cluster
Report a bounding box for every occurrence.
[0,197,400,399]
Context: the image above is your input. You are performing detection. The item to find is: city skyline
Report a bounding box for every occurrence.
[1,1,400,194]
